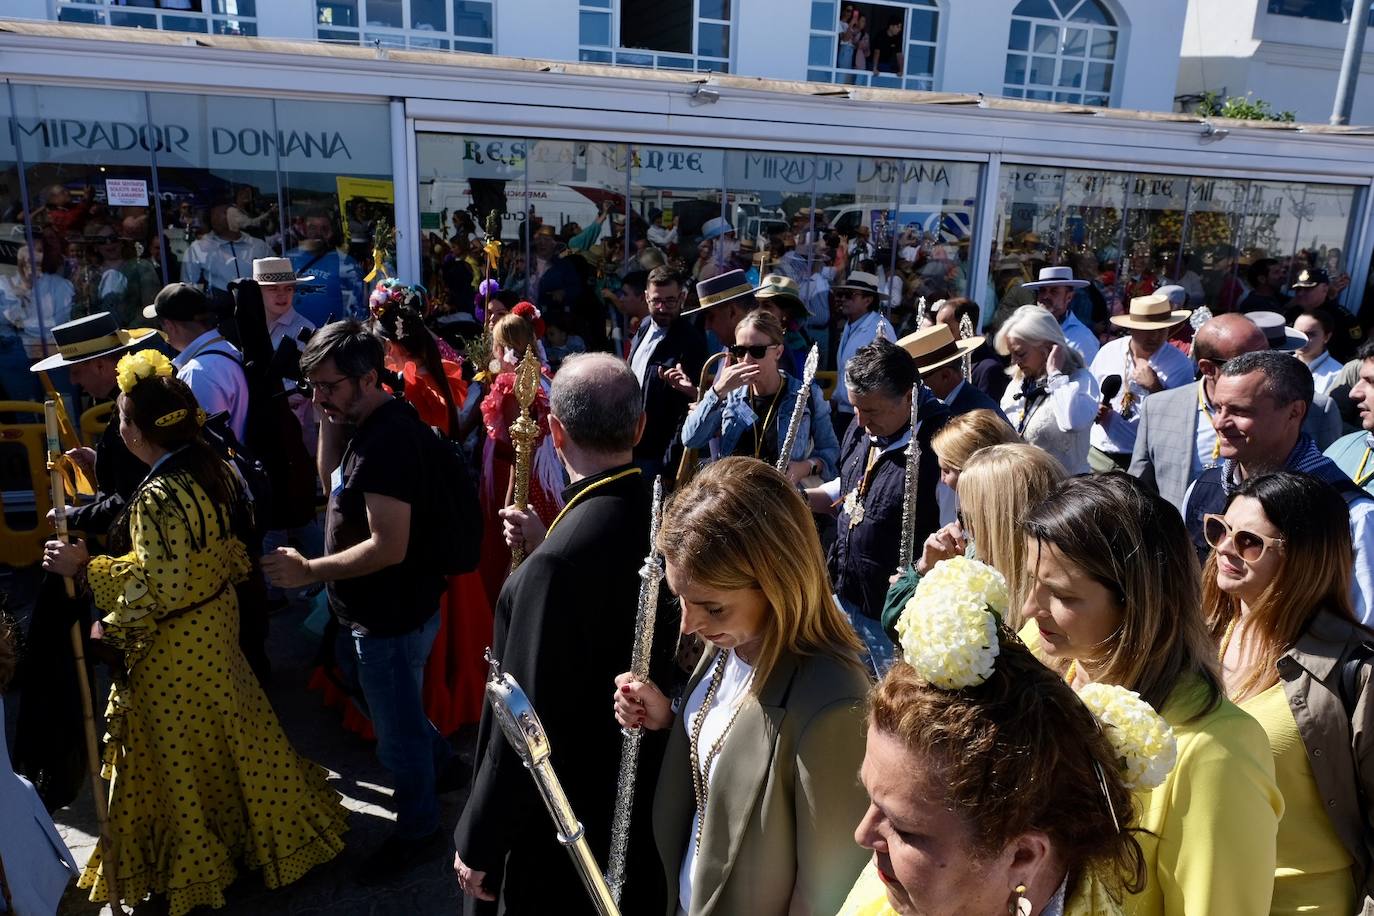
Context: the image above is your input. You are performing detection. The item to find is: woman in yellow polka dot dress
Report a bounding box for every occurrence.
[42,349,347,916]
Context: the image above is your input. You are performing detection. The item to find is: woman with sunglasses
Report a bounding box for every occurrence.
[681,310,838,484]
[1020,472,1282,916]
[1201,471,1374,913]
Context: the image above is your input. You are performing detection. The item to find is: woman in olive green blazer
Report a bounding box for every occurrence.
[615,458,871,916]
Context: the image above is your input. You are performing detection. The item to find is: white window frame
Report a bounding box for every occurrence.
[805,0,941,91]
[314,0,496,54]
[53,0,257,36]
[577,0,732,74]
[1002,0,1119,106]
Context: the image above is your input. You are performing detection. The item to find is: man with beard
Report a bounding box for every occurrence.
[626,265,707,475]
[287,208,364,325]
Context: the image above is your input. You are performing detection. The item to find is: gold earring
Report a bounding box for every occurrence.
[1012,884,1031,916]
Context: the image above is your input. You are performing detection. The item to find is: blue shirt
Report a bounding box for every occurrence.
[288,248,365,327]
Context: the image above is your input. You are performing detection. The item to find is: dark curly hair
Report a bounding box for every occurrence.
[870,641,1147,902]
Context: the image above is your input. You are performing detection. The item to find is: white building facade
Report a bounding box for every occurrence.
[1178,0,1374,124]
[11,0,1187,111]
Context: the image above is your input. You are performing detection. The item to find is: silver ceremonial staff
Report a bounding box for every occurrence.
[776,343,821,475]
[897,380,923,571]
[604,475,665,904]
[483,650,622,916]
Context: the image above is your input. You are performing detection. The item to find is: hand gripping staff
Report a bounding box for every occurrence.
[896,380,923,572]
[507,345,543,571]
[605,475,665,904]
[46,401,127,913]
[775,343,821,475]
[483,650,621,916]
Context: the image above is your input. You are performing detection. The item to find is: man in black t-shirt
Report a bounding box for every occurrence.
[261,319,457,883]
[872,21,904,75]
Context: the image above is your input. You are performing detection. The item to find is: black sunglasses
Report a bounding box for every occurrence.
[728,344,775,359]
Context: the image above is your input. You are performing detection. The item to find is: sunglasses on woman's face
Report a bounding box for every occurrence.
[728,344,774,359]
[1202,514,1285,563]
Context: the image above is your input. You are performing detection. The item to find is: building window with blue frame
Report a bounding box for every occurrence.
[1003,0,1119,106]
[55,0,258,36]
[316,0,495,53]
[578,0,731,72]
[806,0,940,90]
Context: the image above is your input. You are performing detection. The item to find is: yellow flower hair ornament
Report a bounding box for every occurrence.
[896,556,1008,689]
[1077,683,1177,791]
[116,349,174,394]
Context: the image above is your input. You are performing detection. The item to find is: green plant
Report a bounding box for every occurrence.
[1196,91,1296,123]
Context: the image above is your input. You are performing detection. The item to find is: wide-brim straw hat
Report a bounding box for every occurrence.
[683,268,754,317]
[831,270,889,299]
[754,274,807,320]
[1021,265,1089,290]
[31,312,159,372]
[1110,293,1192,331]
[897,323,983,374]
[253,256,314,285]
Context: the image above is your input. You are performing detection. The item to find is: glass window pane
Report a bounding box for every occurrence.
[1091,28,1116,58]
[452,39,492,52]
[659,56,695,69]
[365,31,407,47]
[1064,26,1087,55]
[1059,58,1083,87]
[700,0,730,21]
[1055,91,1081,103]
[317,1,358,28]
[698,22,729,59]
[1084,94,1109,106]
[1026,89,1054,101]
[412,0,445,31]
[213,0,257,14]
[1029,55,1056,85]
[897,159,983,304]
[909,8,938,43]
[1008,19,1030,51]
[617,51,654,66]
[1068,0,1114,25]
[163,16,210,33]
[1119,171,1190,302]
[1012,0,1057,17]
[906,43,935,77]
[213,20,258,35]
[1033,24,1058,54]
[317,28,358,43]
[58,8,104,24]
[992,165,1067,321]
[808,68,833,83]
[108,11,157,28]
[623,0,692,53]
[811,1,835,31]
[582,0,610,6]
[579,48,613,62]
[1087,61,1113,92]
[809,34,833,67]
[580,10,611,46]
[410,35,449,48]
[453,0,492,38]
[1005,53,1027,84]
[1004,86,1025,98]
[1184,176,1247,311]
[365,0,403,28]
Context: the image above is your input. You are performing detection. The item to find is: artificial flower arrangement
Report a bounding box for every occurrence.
[116,349,174,395]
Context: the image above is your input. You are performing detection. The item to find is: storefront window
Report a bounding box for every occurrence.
[316,0,495,53]
[807,0,940,90]
[579,0,731,72]
[629,144,726,312]
[56,0,258,36]
[895,159,981,302]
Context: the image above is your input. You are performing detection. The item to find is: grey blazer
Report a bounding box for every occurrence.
[1130,379,1344,511]
[652,649,871,916]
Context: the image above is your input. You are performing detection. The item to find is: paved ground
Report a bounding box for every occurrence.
[5,566,478,916]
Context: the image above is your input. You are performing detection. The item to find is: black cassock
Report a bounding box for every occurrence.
[454,464,676,915]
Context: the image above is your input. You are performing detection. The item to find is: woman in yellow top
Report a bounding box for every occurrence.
[1201,471,1374,913]
[842,556,1165,916]
[1018,472,1282,916]
[42,350,346,916]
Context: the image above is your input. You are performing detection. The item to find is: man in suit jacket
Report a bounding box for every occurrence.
[897,322,1010,424]
[453,354,672,915]
[628,266,708,475]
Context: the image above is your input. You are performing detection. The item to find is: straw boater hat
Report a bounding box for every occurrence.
[253,256,314,285]
[30,312,159,373]
[684,268,754,317]
[1110,293,1192,331]
[897,323,984,375]
[754,274,808,321]
[831,271,889,300]
[1021,266,1089,290]
[1247,311,1308,352]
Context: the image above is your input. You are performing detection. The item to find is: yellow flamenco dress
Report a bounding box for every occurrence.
[835,861,1126,916]
[79,468,348,916]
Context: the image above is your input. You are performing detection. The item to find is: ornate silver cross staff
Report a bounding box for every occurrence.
[897,380,923,571]
[776,343,821,475]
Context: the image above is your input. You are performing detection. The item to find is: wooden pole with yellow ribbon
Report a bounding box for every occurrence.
[507,345,542,572]
[46,400,125,913]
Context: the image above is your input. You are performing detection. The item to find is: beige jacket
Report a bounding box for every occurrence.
[652,649,871,916]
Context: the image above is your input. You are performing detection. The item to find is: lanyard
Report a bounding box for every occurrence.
[543,468,642,540]
[750,376,787,460]
[1356,448,1374,488]
[1198,383,1222,463]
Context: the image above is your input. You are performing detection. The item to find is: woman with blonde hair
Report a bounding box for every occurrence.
[1019,473,1282,915]
[882,442,1063,635]
[1202,472,1374,912]
[995,304,1099,474]
[614,457,870,916]
[930,407,1020,495]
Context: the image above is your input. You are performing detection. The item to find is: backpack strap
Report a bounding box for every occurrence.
[195,347,245,367]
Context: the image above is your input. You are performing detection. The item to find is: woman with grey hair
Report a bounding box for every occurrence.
[995,304,1099,474]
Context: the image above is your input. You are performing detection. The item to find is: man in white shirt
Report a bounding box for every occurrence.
[255,257,317,452]
[1019,266,1099,363]
[829,271,895,442]
[1089,293,1195,471]
[144,283,248,441]
[181,203,271,302]
[1294,309,1343,397]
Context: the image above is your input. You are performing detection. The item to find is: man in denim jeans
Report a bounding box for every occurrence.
[262,319,457,883]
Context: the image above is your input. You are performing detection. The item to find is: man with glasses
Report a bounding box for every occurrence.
[626,265,707,477]
[261,319,461,882]
[1183,349,1374,624]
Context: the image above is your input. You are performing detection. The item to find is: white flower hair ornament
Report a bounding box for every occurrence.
[896,556,1008,689]
[1077,683,1177,792]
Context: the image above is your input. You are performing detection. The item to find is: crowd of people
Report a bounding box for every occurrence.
[0,197,1372,916]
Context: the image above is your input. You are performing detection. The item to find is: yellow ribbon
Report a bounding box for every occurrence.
[484,238,503,270]
[364,245,389,284]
